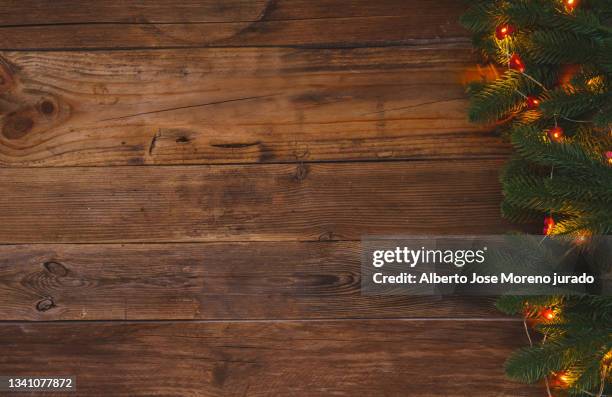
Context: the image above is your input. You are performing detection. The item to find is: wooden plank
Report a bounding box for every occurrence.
[0,0,466,24]
[0,320,538,396]
[0,0,271,24]
[0,0,469,49]
[0,243,502,321]
[0,46,506,167]
[0,160,510,243]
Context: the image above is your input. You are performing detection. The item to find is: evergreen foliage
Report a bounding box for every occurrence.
[462,1,612,395]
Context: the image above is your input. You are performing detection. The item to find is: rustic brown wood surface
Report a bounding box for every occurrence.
[0,46,506,167]
[0,160,510,243]
[0,320,538,397]
[0,0,467,25]
[0,243,503,320]
[0,0,468,50]
[0,1,538,395]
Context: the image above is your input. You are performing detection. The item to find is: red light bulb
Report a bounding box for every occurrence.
[548,126,564,142]
[541,308,555,321]
[565,0,578,10]
[526,96,540,109]
[606,151,612,165]
[543,216,555,235]
[508,53,525,72]
[495,24,515,40]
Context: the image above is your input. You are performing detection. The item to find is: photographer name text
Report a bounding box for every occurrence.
[372,272,595,286]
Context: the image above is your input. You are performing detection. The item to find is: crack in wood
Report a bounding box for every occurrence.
[99,94,278,122]
[224,0,279,40]
[361,97,467,116]
[211,141,261,149]
[148,130,161,155]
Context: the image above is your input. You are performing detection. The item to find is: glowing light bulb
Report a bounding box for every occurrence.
[554,371,571,387]
[603,350,612,366]
[495,24,515,40]
[548,126,564,142]
[541,308,555,320]
[543,216,555,235]
[565,0,578,10]
[526,96,540,109]
[508,53,525,72]
[575,232,589,245]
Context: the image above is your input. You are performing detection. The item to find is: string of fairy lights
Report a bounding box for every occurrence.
[492,0,611,395]
[523,304,610,396]
[494,0,611,237]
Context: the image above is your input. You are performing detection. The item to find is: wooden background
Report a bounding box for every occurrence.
[0,1,539,395]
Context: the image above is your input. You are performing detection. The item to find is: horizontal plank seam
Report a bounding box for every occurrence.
[0,318,521,324]
[0,15,469,28]
[0,241,352,246]
[0,154,507,170]
[0,38,472,52]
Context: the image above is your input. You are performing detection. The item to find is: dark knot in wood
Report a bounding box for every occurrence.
[0,60,13,89]
[2,114,33,139]
[36,298,56,312]
[293,163,309,182]
[43,261,69,277]
[318,231,334,241]
[39,100,56,115]
[175,135,191,143]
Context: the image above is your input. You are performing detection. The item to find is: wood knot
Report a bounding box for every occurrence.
[0,59,15,90]
[211,363,228,387]
[2,114,33,139]
[39,100,56,115]
[318,231,334,241]
[293,163,309,182]
[36,298,56,312]
[43,261,69,277]
[175,135,191,143]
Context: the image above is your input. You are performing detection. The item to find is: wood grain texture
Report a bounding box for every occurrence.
[0,160,511,243]
[0,320,538,396]
[0,46,506,167]
[0,0,469,50]
[0,0,466,24]
[0,243,503,321]
[0,2,534,395]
